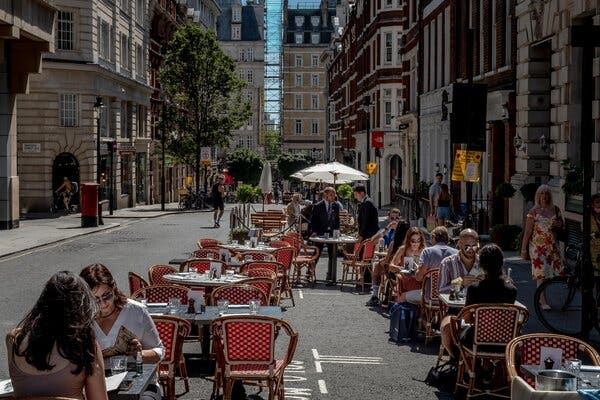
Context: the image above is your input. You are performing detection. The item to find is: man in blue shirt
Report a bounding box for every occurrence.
[379,208,401,247]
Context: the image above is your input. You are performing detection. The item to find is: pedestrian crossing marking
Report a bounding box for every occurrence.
[311,348,384,373]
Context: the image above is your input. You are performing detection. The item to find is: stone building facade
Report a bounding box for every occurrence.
[0,0,55,229]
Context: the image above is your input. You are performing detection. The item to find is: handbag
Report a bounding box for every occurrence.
[553,206,568,242]
[424,360,458,393]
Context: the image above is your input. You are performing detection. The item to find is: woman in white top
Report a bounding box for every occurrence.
[80,263,164,400]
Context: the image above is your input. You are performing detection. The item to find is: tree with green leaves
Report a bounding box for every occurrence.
[263,130,281,161]
[225,148,264,186]
[276,153,312,180]
[159,23,251,191]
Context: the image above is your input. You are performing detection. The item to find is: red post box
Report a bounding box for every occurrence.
[80,182,99,227]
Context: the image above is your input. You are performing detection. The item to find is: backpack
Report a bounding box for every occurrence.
[389,302,418,343]
[424,360,458,393]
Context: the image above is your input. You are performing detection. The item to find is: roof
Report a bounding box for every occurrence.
[216,1,264,41]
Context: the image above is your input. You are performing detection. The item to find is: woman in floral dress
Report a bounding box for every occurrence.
[521,184,564,309]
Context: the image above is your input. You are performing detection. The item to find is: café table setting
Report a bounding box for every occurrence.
[162,271,247,287]
[309,232,359,285]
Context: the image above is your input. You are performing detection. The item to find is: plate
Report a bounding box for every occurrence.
[0,379,13,398]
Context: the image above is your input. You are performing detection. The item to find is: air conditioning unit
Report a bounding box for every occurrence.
[187,8,195,17]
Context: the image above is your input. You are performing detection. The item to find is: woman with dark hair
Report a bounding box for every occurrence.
[392,227,427,302]
[6,271,107,399]
[436,183,452,227]
[80,263,163,400]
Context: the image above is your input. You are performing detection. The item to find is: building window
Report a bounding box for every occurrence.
[295,33,303,44]
[295,119,302,135]
[247,47,254,61]
[136,0,145,24]
[99,20,111,60]
[232,25,241,40]
[59,93,78,127]
[311,16,320,26]
[137,105,146,137]
[311,74,319,86]
[57,11,74,51]
[295,16,304,27]
[311,33,320,44]
[295,73,302,86]
[385,0,393,6]
[383,88,391,98]
[239,48,245,61]
[311,121,319,135]
[384,101,392,125]
[136,44,144,78]
[397,100,403,116]
[295,94,302,109]
[121,101,133,138]
[311,94,319,109]
[99,97,110,137]
[121,154,132,195]
[311,54,319,67]
[385,32,392,63]
[120,0,128,12]
[233,7,241,22]
[121,33,130,70]
[295,54,303,67]
[246,69,253,83]
[246,91,253,101]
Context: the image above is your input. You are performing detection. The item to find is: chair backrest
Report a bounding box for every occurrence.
[132,284,189,304]
[360,238,377,261]
[198,238,222,248]
[236,251,275,262]
[179,258,225,273]
[469,304,528,346]
[212,315,298,376]
[242,268,278,280]
[148,264,177,285]
[192,248,221,260]
[241,261,283,274]
[505,333,600,387]
[238,277,276,302]
[128,271,149,295]
[421,268,440,305]
[151,315,191,370]
[269,240,292,248]
[210,284,268,306]
[274,247,295,270]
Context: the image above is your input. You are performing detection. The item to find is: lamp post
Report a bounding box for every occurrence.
[93,97,104,225]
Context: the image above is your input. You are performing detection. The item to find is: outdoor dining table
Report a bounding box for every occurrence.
[162,272,248,287]
[439,293,527,311]
[219,243,277,253]
[309,235,360,285]
[519,364,600,393]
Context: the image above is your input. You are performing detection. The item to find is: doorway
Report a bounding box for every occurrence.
[136,152,147,204]
[52,153,80,206]
[389,154,402,202]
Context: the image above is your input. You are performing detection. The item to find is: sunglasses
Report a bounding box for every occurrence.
[463,245,479,251]
[95,291,114,304]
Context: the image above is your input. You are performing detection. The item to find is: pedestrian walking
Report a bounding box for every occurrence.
[429,173,443,218]
[212,175,225,228]
[353,185,379,241]
[286,193,302,230]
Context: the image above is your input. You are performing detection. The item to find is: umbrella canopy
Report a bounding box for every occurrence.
[293,161,368,185]
[258,161,273,194]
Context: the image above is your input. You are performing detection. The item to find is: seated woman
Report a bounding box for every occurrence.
[391,227,427,302]
[440,244,517,358]
[80,263,164,400]
[6,271,107,400]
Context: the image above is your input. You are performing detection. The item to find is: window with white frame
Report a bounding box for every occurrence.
[247,47,254,61]
[295,94,302,109]
[120,33,130,70]
[385,32,393,63]
[57,11,74,51]
[295,33,303,44]
[99,20,111,60]
[384,101,392,125]
[311,16,320,26]
[311,54,319,67]
[120,0,128,12]
[246,69,253,83]
[239,48,245,61]
[396,34,402,65]
[295,16,304,27]
[311,33,320,44]
[59,93,78,127]
[295,119,302,134]
[295,54,303,67]
[383,88,391,98]
[295,74,302,86]
[311,94,319,109]
[232,7,241,22]
[311,74,319,86]
[397,100,403,116]
[136,0,144,24]
[311,121,318,135]
[136,44,144,78]
[232,25,241,40]
[238,70,244,80]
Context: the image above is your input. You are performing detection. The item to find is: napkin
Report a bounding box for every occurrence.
[106,371,128,392]
[578,390,600,400]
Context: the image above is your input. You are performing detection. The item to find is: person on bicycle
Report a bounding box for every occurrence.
[212,175,225,228]
[55,177,73,212]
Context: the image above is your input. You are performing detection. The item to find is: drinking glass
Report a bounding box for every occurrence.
[249,299,260,314]
[189,266,198,274]
[207,254,214,260]
[566,358,582,381]
[168,298,181,315]
[245,255,253,262]
[244,240,250,247]
[217,300,229,315]
[226,269,235,279]
[139,296,147,307]
[111,355,127,375]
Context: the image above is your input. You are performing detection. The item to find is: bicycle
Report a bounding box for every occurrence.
[533,244,600,336]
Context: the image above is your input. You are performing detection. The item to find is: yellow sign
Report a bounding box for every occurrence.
[451,150,483,182]
[366,162,378,175]
[201,160,211,167]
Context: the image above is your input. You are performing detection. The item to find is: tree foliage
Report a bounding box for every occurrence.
[263,130,281,161]
[276,153,312,180]
[225,148,264,185]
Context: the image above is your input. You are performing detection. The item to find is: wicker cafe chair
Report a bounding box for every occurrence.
[284,234,320,285]
[274,246,296,306]
[210,284,269,306]
[192,248,221,260]
[152,315,191,400]
[420,269,441,346]
[148,264,178,285]
[212,315,298,400]
[450,303,529,399]
[238,277,277,306]
[128,271,149,296]
[236,251,275,262]
[131,284,189,305]
[179,258,225,273]
[268,240,292,248]
[505,333,600,388]
[242,267,278,280]
[340,238,376,292]
[198,238,222,248]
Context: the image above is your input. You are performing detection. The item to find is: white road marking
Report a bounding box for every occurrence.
[318,380,328,394]
[298,290,304,299]
[301,292,341,296]
[312,348,384,373]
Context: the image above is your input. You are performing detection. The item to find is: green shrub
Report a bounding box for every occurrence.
[337,184,353,200]
[236,184,258,203]
[490,224,523,250]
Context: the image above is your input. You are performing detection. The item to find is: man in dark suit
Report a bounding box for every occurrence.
[353,185,379,241]
[310,186,340,262]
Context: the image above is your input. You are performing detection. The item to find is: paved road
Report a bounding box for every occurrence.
[0,208,545,399]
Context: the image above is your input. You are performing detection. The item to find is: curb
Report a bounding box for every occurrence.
[0,222,122,260]
[102,208,218,219]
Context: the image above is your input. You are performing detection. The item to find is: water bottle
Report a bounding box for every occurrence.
[136,350,143,375]
[506,267,512,283]
[378,237,385,252]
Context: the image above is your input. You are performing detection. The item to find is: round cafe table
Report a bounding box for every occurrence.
[309,235,359,285]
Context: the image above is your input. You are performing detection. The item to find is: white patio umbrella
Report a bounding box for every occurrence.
[258,161,273,210]
[293,161,368,185]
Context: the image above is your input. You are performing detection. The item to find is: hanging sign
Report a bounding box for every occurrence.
[371,131,384,148]
[451,150,483,182]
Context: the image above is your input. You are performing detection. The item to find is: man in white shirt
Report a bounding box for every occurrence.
[438,228,483,293]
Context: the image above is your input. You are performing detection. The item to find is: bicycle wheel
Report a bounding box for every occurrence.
[534,276,583,336]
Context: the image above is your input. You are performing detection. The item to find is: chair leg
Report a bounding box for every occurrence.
[179,357,190,393]
[168,377,175,400]
[224,378,234,400]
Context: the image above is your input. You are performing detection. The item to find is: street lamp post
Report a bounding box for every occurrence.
[93,97,104,226]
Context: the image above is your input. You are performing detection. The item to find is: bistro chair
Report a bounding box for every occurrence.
[240,261,283,274]
[192,248,221,260]
[197,238,222,248]
[284,234,320,286]
[419,269,441,346]
[450,303,529,399]
[239,277,277,306]
[148,264,178,285]
[210,284,268,306]
[132,284,189,305]
[274,246,296,306]
[242,267,277,280]
[236,251,275,262]
[128,271,149,296]
[211,315,298,400]
[268,240,292,248]
[179,258,225,273]
[152,315,191,400]
[340,238,376,292]
[505,333,600,388]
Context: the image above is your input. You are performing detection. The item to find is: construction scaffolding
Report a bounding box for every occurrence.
[263,0,283,139]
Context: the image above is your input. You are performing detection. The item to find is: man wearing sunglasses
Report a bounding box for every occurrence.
[438,228,483,293]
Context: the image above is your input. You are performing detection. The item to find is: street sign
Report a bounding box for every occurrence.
[398,123,409,130]
[200,146,211,163]
[366,162,378,175]
[371,131,384,148]
[451,149,483,182]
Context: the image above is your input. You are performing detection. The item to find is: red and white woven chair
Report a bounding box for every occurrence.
[191,248,221,260]
[505,333,600,388]
[268,240,292,248]
[179,258,225,274]
[148,264,177,285]
[210,284,268,306]
[152,315,191,400]
[236,251,275,262]
[274,246,296,306]
[242,267,277,280]
[197,238,222,248]
[284,234,320,286]
[131,284,189,305]
[238,277,277,305]
[450,303,529,399]
[340,238,376,292]
[211,315,298,400]
[420,269,441,346]
[128,271,149,296]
